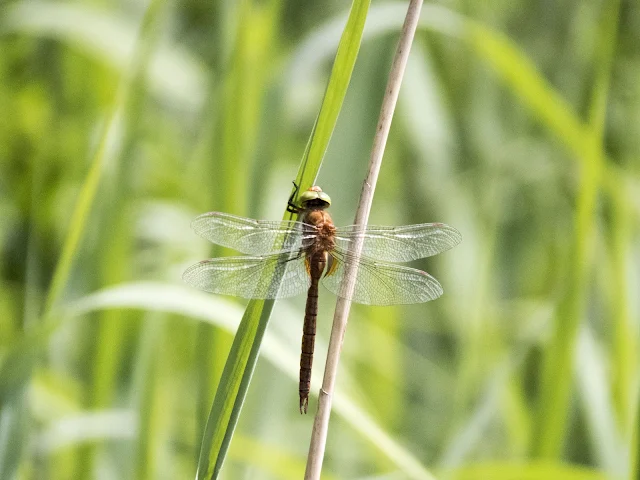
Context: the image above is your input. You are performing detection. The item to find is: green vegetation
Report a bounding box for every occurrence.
[0,0,637,479]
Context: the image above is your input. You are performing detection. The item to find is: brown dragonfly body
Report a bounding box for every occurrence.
[183,185,461,414]
[296,192,336,413]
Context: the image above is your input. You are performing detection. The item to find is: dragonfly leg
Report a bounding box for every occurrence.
[287,181,303,214]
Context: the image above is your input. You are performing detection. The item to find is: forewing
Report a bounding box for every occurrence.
[321,249,443,305]
[192,212,315,254]
[334,223,461,262]
[182,252,310,299]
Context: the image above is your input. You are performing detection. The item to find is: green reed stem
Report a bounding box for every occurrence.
[534,0,621,459]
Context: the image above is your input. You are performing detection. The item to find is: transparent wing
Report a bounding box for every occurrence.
[192,212,316,255]
[182,252,310,299]
[334,223,461,262]
[321,248,443,305]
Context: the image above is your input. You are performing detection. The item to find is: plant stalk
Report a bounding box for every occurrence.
[303,1,424,478]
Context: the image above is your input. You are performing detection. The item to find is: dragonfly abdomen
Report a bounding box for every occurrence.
[299,252,326,414]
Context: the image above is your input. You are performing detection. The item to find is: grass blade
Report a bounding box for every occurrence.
[0,389,28,479]
[533,0,621,458]
[293,0,371,195]
[38,0,166,315]
[576,327,626,475]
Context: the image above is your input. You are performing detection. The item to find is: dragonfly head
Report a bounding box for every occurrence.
[299,186,331,209]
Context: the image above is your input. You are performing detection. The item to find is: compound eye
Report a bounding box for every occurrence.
[317,192,331,205]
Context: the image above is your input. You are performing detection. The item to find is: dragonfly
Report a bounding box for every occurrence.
[183,184,461,413]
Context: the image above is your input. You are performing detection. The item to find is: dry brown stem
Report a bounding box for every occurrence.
[304,1,425,478]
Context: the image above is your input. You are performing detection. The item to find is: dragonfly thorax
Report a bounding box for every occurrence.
[302,209,336,256]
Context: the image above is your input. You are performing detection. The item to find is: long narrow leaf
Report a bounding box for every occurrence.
[293,0,371,197]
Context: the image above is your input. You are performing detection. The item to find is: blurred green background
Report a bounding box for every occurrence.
[0,0,638,479]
